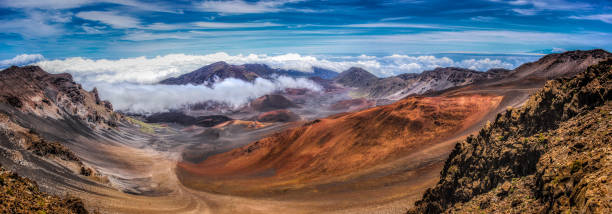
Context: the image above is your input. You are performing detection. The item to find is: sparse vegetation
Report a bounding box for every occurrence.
[0,165,89,213]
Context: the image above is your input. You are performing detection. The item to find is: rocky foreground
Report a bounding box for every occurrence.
[408,59,611,213]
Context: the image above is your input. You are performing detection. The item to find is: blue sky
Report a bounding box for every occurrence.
[0,0,611,60]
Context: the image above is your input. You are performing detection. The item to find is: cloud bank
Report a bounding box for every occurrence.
[95,76,321,113]
[33,52,531,85]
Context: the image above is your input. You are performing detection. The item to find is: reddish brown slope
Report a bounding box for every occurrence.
[178,95,502,195]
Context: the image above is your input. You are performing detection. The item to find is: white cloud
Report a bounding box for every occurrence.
[569,14,612,24]
[0,54,45,68]
[193,21,282,28]
[197,0,303,14]
[76,11,141,29]
[35,52,528,85]
[95,76,321,113]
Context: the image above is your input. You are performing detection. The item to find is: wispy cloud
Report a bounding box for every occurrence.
[470,16,498,22]
[76,11,140,29]
[0,0,178,13]
[197,0,304,14]
[121,31,194,41]
[569,14,612,24]
[0,11,67,38]
[343,23,443,29]
[380,16,413,22]
[491,0,592,15]
[193,21,282,28]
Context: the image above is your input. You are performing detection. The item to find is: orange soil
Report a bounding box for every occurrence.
[178,95,502,195]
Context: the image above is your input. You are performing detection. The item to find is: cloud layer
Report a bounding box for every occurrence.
[33,52,532,85]
[95,76,321,113]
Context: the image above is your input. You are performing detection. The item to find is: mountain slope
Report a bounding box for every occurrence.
[178,94,503,195]
[335,66,511,99]
[0,66,124,213]
[508,49,611,81]
[408,59,612,213]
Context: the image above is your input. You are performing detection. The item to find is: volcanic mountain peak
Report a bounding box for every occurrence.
[334,67,379,87]
[159,61,260,86]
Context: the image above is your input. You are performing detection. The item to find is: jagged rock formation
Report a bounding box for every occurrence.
[0,66,119,128]
[0,164,88,214]
[408,59,612,213]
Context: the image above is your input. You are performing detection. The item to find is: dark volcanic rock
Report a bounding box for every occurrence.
[408,59,612,213]
[145,111,232,127]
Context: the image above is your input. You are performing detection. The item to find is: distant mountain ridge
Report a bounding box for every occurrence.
[334,49,612,99]
[159,61,338,86]
[334,66,511,99]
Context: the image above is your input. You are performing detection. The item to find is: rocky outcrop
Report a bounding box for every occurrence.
[0,66,119,128]
[408,59,612,213]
